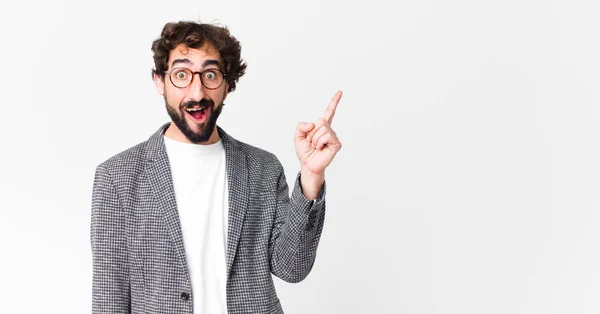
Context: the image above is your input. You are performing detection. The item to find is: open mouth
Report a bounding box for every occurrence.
[185,106,209,121]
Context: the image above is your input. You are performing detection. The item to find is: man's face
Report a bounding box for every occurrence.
[154,43,229,143]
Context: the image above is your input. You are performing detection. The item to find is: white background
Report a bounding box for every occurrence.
[1,0,599,313]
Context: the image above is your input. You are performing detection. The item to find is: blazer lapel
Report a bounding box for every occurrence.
[142,123,249,282]
[144,123,191,283]
[217,126,249,277]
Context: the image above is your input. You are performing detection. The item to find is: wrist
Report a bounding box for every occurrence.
[300,167,325,200]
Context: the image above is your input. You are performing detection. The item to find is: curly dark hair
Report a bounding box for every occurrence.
[151,21,247,93]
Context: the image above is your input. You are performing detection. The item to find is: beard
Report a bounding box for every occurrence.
[165,97,224,144]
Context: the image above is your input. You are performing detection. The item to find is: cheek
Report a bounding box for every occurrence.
[165,89,186,107]
[207,90,225,105]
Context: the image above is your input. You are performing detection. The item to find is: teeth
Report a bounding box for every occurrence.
[185,107,205,112]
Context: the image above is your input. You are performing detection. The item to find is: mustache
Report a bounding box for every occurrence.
[182,98,214,109]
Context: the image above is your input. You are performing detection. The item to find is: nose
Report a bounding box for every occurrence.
[187,73,205,100]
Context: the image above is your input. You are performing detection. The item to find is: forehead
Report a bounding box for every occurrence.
[167,43,222,69]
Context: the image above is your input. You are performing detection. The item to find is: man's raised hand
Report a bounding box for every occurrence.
[294,90,343,175]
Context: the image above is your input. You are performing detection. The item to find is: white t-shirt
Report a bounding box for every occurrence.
[163,135,229,314]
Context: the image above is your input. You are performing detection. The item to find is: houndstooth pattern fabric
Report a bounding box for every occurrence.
[91,123,327,313]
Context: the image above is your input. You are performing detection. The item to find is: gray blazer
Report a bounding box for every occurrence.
[91,123,326,313]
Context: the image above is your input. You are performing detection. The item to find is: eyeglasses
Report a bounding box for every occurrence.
[165,67,226,89]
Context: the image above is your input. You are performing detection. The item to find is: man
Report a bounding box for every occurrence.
[90,20,342,314]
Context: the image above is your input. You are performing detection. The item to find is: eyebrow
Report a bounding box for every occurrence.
[171,58,221,69]
[171,58,192,68]
[202,59,221,68]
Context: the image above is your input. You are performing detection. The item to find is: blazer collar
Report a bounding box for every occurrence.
[145,122,242,160]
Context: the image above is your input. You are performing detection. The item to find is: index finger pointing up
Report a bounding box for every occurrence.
[323,90,343,125]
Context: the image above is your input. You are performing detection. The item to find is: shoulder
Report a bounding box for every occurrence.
[93,134,155,194]
[96,123,168,174]
[225,134,288,191]
[228,134,283,168]
[220,128,285,176]
[237,140,276,162]
[96,141,147,173]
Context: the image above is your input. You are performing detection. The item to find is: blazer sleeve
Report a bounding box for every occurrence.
[269,156,327,283]
[90,165,131,313]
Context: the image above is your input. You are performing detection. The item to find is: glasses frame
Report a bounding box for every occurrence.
[164,67,227,90]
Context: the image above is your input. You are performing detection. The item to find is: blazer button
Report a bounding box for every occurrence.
[181,292,190,301]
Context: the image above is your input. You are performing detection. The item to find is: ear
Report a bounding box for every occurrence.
[153,72,165,96]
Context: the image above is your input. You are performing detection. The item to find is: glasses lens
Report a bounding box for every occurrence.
[201,69,224,89]
[170,68,192,88]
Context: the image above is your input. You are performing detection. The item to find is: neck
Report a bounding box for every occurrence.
[164,122,221,145]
